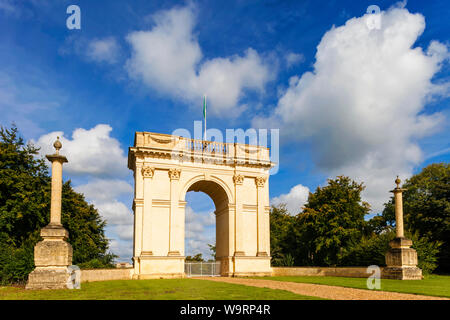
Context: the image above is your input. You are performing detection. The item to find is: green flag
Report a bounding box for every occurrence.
[202,95,207,119]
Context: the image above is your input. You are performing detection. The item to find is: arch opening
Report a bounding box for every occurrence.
[185,191,216,261]
[184,179,230,275]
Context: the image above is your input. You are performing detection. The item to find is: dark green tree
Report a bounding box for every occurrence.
[289,176,371,266]
[185,253,204,262]
[0,125,116,284]
[380,163,450,272]
[269,204,296,266]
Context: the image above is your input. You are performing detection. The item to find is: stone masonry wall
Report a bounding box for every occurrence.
[272,267,384,278]
[80,268,133,283]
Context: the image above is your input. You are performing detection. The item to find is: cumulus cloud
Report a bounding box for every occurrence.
[271,184,310,215]
[35,124,128,178]
[255,6,449,212]
[74,178,134,241]
[126,4,272,117]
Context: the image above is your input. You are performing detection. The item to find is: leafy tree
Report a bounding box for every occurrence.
[409,231,442,274]
[381,163,450,272]
[207,243,216,260]
[288,176,371,266]
[338,231,395,267]
[0,125,116,284]
[269,204,296,266]
[185,253,204,262]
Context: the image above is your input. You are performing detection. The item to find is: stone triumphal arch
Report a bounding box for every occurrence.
[128,132,274,278]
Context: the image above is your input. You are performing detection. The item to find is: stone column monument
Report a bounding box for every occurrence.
[383,177,422,280]
[26,137,74,289]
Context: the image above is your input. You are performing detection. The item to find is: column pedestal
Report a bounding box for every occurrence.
[26,225,74,289]
[383,237,422,280]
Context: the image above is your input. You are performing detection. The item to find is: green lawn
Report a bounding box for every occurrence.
[252,275,450,298]
[0,278,322,300]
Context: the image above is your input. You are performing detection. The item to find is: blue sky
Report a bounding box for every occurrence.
[1,0,449,261]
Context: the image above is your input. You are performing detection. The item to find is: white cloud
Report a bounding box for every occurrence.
[59,36,121,65]
[185,206,215,259]
[255,6,449,212]
[126,4,272,117]
[285,52,304,68]
[271,184,310,215]
[109,239,133,262]
[74,178,133,240]
[86,37,120,64]
[35,124,129,178]
[74,178,133,202]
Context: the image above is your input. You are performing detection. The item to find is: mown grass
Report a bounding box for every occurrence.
[252,274,450,298]
[0,278,322,300]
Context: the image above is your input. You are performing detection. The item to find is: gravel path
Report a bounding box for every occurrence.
[195,277,449,300]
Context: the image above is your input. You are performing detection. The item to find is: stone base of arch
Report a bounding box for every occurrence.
[131,255,272,278]
[133,256,186,279]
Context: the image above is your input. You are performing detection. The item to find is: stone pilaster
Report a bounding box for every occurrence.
[233,174,245,256]
[255,176,268,257]
[168,168,181,256]
[141,166,155,256]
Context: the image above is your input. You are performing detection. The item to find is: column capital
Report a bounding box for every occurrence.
[390,188,406,193]
[46,154,68,163]
[233,174,244,185]
[141,166,155,178]
[255,176,266,188]
[168,168,181,180]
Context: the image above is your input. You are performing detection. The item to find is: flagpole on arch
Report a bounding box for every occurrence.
[203,94,207,141]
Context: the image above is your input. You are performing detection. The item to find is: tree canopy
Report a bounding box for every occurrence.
[288,176,370,266]
[0,126,116,284]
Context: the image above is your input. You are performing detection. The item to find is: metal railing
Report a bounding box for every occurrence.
[185,261,221,277]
